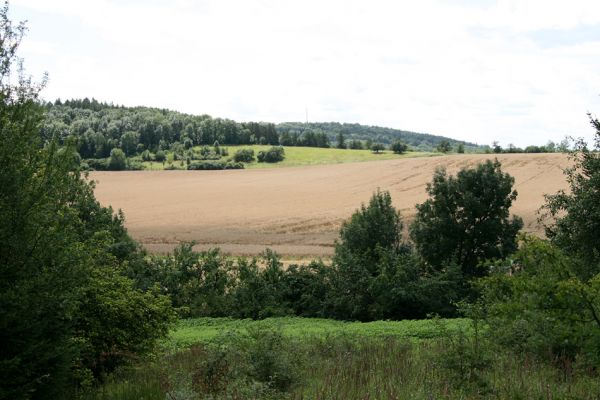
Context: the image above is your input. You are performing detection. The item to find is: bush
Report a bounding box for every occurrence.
[108,148,127,170]
[187,161,244,170]
[141,149,153,161]
[84,158,109,171]
[192,327,300,396]
[257,146,285,163]
[391,140,408,154]
[155,150,166,162]
[478,236,600,368]
[371,143,385,153]
[233,148,255,163]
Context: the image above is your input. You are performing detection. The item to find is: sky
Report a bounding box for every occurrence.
[10,0,600,147]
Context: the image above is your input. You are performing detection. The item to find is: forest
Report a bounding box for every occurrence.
[41,98,482,160]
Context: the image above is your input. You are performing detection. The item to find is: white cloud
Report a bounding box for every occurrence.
[11,0,600,146]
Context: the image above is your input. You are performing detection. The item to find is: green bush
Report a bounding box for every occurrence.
[108,148,127,170]
[84,158,109,171]
[192,327,300,396]
[141,149,153,161]
[233,148,255,163]
[257,146,285,163]
[391,140,408,154]
[478,236,600,368]
[370,143,385,153]
[154,150,166,162]
[187,160,244,170]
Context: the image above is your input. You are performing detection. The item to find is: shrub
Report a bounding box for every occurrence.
[391,140,408,154]
[187,161,244,170]
[84,158,109,171]
[257,146,285,163]
[155,150,166,162]
[371,143,385,153]
[233,148,255,163]
[141,149,153,161]
[192,327,300,396]
[478,236,600,368]
[108,148,127,170]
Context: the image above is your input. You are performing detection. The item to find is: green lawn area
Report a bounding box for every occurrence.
[138,145,438,170]
[165,316,469,350]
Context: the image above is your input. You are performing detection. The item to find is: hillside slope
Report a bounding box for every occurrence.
[43,99,482,155]
[91,153,570,256]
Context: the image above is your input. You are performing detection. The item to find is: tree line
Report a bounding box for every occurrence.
[41,98,484,162]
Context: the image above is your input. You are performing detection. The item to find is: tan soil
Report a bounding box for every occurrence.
[91,153,570,257]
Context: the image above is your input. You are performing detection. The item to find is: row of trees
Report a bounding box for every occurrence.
[490,139,569,154]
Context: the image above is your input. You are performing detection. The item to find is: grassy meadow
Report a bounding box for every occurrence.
[167,317,470,350]
[138,145,437,170]
[85,317,600,400]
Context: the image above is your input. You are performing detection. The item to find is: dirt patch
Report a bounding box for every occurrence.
[91,153,570,256]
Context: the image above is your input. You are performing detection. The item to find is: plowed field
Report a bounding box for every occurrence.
[91,153,570,257]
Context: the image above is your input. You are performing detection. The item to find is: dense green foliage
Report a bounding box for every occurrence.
[0,7,174,398]
[256,145,285,163]
[410,160,523,279]
[129,190,472,322]
[478,237,600,369]
[232,148,255,162]
[493,139,566,154]
[543,114,600,278]
[474,117,600,370]
[41,99,485,169]
[436,139,452,153]
[370,142,385,153]
[186,160,244,170]
[391,140,408,154]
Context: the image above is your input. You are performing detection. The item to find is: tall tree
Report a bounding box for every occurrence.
[410,160,523,278]
[0,5,173,397]
[0,5,84,395]
[543,114,600,278]
[436,140,451,153]
[336,132,346,149]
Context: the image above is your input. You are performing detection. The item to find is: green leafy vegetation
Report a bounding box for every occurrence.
[410,159,523,279]
[257,145,285,163]
[40,99,486,170]
[0,7,174,398]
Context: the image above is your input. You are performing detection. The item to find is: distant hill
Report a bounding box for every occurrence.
[276,122,482,152]
[41,98,484,157]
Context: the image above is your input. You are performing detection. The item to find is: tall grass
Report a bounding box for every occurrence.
[83,318,600,400]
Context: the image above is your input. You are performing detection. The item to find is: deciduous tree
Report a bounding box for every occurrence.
[410,160,523,278]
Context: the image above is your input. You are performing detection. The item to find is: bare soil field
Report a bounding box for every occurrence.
[91,153,570,257]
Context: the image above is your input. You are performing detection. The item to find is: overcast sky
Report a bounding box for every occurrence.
[10,0,600,147]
